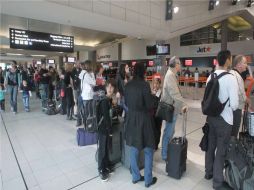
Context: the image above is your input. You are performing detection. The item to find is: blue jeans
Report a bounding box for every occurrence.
[22,95,30,111]
[39,84,49,108]
[130,146,153,186]
[161,116,177,160]
[8,85,18,112]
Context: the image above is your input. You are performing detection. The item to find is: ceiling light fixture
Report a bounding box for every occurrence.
[173,6,179,13]
[31,55,46,57]
[6,53,23,56]
[215,0,220,6]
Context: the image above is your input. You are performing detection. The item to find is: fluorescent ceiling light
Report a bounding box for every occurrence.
[174,7,179,13]
[215,1,220,6]
[6,53,23,56]
[31,55,46,57]
[246,38,250,40]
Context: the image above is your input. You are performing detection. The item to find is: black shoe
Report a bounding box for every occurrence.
[132,176,144,184]
[214,182,232,190]
[76,122,82,127]
[106,167,114,174]
[99,172,109,182]
[205,173,213,180]
[145,177,157,188]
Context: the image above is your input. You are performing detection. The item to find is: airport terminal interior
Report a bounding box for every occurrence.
[0,1,254,190]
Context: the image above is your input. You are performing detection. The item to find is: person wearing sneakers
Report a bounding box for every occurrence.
[125,62,157,188]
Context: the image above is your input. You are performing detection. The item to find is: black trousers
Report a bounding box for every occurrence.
[205,116,232,188]
[66,87,74,119]
[232,109,242,137]
[98,132,110,173]
[154,117,162,149]
[0,99,5,111]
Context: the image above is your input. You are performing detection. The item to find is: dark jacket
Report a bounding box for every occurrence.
[125,78,155,150]
[38,69,50,84]
[98,97,113,135]
[72,68,82,90]
[116,75,125,96]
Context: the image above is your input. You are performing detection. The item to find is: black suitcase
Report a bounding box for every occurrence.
[166,112,188,179]
[108,119,122,164]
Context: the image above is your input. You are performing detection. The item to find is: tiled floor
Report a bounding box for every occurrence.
[0,88,213,190]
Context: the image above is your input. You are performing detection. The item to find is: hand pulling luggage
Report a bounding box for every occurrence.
[76,128,97,146]
[166,112,188,179]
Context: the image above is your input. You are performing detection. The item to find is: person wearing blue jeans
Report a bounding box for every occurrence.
[130,147,154,186]
[160,57,187,161]
[39,83,49,109]
[22,94,30,112]
[125,63,157,188]
[161,116,177,160]
[8,85,18,113]
[21,80,30,112]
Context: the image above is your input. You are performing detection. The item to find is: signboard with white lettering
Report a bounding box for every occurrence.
[9,28,74,52]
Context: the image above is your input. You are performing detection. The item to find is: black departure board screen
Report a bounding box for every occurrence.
[9,28,74,52]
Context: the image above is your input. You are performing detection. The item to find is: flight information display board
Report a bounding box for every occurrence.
[9,28,74,52]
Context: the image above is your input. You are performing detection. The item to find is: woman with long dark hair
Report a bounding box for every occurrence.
[64,64,75,120]
[125,62,157,188]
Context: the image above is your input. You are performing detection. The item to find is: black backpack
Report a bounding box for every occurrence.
[201,72,230,116]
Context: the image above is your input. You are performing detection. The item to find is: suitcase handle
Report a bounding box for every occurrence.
[182,112,187,144]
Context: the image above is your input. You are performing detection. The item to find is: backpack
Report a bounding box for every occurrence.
[201,72,230,116]
[84,90,106,133]
[45,100,57,115]
[225,137,254,190]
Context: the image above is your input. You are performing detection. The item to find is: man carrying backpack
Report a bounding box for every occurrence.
[4,61,20,114]
[202,50,239,190]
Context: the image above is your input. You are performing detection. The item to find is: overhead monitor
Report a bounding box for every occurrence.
[36,61,42,65]
[47,59,55,64]
[146,45,156,56]
[67,57,76,63]
[156,44,170,55]
[9,28,74,52]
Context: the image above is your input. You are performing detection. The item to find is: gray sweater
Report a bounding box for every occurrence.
[161,68,186,115]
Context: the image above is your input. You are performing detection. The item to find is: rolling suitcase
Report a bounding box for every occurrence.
[166,112,188,179]
[108,119,122,164]
[76,128,97,146]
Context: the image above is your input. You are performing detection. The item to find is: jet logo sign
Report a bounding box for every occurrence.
[197,47,211,53]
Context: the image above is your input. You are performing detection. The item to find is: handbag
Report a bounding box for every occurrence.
[156,101,174,122]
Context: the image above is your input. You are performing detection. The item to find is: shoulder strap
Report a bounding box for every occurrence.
[81,72,87,92]
[216,72,230,80]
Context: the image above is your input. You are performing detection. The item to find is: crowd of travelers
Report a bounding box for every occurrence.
[0,50,252,190]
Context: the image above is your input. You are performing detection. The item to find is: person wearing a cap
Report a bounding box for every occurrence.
[160,56,188,161]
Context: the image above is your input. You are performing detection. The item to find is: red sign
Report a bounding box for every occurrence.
[148,61,154,67]
[132,61,136,66]
[185,60,193,66]
[213,59,218,66]
[108,62,112,67]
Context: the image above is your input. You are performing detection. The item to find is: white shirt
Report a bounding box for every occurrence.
[207,70,239,125]
[229,70,246,110]
[79,70,96,100]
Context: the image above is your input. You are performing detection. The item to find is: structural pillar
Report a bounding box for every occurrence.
[221,20,228,51]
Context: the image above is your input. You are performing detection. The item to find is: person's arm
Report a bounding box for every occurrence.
[4,72,9,88]
[167,73,186,110]
[100,99,112,134]
[85,73,96,86]
[228,76,239,111]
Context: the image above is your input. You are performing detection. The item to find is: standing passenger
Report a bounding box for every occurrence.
[125,62,157,188]
[160,56,188,161]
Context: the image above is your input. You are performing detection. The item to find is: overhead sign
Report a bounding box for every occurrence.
[97,55,111,61]
[9,28,74,52]
[189,44,220,56]
[96,44,118,62]
[185,59,193,66]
